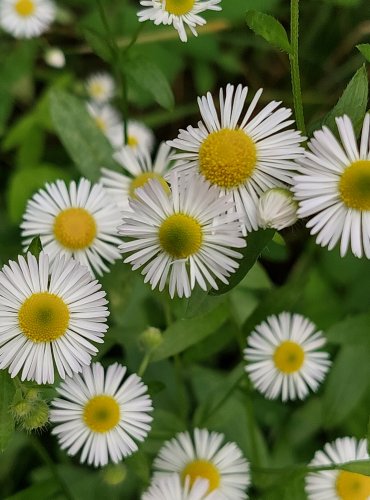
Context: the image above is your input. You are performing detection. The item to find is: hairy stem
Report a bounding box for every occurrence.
[290,0,306,135]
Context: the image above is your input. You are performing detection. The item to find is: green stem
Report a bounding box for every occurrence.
[138,352,152,378]
[290,0,306,135]
[252,461,368,475]
[30,436,74,500]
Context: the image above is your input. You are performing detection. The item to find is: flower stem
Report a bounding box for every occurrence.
[290,0,306,135]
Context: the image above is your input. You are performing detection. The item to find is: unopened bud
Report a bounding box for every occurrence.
[44,48,65,69]
[21,399,49,432]
[138,327,163,353]
[257,188,298,231]
[101,464,127,486]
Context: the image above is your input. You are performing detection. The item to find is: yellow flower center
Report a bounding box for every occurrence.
[18,292,69,343]
[83,395,120,433]
[158,213,203,259]
[95,117,107,132]
[339,160,370,211]
[89,82,105,99]
[129,173,170,198]
[128,135,138,147]
[14,0,35,17]
[182,459,221,492]
[199,129,257,189]
[163,0,195,15]
[53,207,97,250]
[273,341,305,374]
[336,470,370,500]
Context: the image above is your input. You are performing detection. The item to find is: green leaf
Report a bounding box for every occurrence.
[26,237,43,258]
[80,27,113,63]
[6,480,59,500]
[0,371,15,452]
[326,313,370,346]
[151,301,229,362]
[368,416,370,455]
[124,52,174,111]
[323,344,370,428]
[341,460,370,476]
[322,65,369,136]
[210,229,274,296]
[49,90,118,181]
[246,11,291,54]
[357,44,370,62]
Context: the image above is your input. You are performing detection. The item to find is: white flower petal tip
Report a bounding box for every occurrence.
[142,474,216,500]
[244,312,331,402]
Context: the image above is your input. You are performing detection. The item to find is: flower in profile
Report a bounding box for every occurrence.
[86,73,115,104]
[169,84,304,232]
[293,114,370,258]
[153,428,250,499]
[143,474,215,500]
[86,102,121,141]
[21,178,122,276]
[50,362,153,467]
[257,187,298,230]
[44,47,65,68]
[137,0,222,43]
[0,252,109,384]
[118,173,246,298]
[0,0,55,38]
[101,143,172,210]
[305,437,370,499]
[107,120,155,152]
[244,312,331,401]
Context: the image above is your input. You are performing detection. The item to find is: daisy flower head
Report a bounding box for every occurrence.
[244,312,331,401]
[118,172,246,298]
[85,73,115,104]
[305,437,370,500]
[153,428,250,499]
[101,142,172,211]
[293,113,370,258]
[0,252,109,384]
[257,187,298,230]
[169,84,305,232]
[50,362,153,467]
[86,102,121,142]
[137,0,222,43]
[107,119,156,152]
[143,474,217,500]
[0,0,55,38]
[21,178,122,276]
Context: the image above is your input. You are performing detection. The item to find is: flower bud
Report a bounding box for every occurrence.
[101,464,127,486]
[138,327,163,353]
[44,48,65,69]
[20,399,49,432]
[257,188,298,230]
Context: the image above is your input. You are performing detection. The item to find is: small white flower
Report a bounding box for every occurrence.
[44,47,65,68]
[257,187,298,230]
[244,312,331,401]
[153,428,250,499]
[0,252,109,384]
[0,0,55,38]
[137,0,222,43]
[293,113,370,259]
[305,437,370,500]
[107,120,155,152]
[86,73,115,104]
[118,173,246,298]
[50,362,153,467]
[143,474,216,500]
[101,142,172,211]
[21,178,122,276]
[169,84,305,232]
[86,102,121,143]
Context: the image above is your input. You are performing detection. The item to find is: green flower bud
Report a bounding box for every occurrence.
[138,327,163,353]
[101,464,127,486]
[20,399,49,432]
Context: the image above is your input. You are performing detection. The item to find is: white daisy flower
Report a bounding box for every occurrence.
[0,252,109,385]
[244,312,331,401]
[153,428,250,499]
[101,142,172,211]
[118,173,246,298]
[169,84,305,232]
[137,0,222,43]
[86,102,121,143]
[257,187,298,230]
[0,0,55,38]
[50,362,153,467]
[44,47,65,68]
[293,114,370,259]
[143,474,216,500]
[305,437,370,500]
[21,178,122,277]
[86,73,115,104]
[107,120,155,152]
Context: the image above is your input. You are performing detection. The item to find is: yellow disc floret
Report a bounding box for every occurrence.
[273,341,305,374]
[163,0,195,16]
[199,129,257,189]
[159,213,203,259]
[18,292,69,343]
[339,160,370,210]
[336,470,370,500]
[129,173,170,198]
[95,117,107,132]
[83,395,120,433]
[14,0,35,17]
[53,208,97,250]
[128,135,139,147]
[89,82,105,99]
[182,459,221,492]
